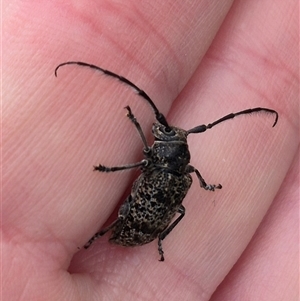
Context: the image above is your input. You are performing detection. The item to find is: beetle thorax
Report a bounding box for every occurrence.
[148,123,190,173]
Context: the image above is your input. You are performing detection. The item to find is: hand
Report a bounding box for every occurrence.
[3,1,298,300]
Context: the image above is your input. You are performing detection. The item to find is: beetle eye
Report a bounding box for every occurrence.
[162,127,175,135]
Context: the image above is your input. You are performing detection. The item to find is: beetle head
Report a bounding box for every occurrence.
[152,123,188,142]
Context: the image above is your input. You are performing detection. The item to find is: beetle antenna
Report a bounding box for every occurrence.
[187,107,278,134]
[55,61,170,128]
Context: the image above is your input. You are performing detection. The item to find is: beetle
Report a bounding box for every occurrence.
[55,61,278,261]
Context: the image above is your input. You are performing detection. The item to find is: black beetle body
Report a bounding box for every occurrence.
[55,61,278,261]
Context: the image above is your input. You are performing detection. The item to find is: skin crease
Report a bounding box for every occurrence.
[3,0,298,300]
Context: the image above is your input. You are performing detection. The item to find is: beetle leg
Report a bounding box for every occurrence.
[125,105,150,152]
[84,219,119,249]
[94,159,148,172]
[157,205,185,261]
[84,199,131,249]
[187,165,222,191]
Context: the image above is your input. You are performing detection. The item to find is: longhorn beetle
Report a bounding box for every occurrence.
[55,61,278,261]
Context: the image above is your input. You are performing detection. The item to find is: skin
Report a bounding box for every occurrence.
[3,0,299,300]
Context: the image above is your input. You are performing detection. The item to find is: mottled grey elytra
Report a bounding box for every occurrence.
[55,61,278,261]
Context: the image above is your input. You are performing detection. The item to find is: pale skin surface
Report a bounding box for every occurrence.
[3,0,299,300]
